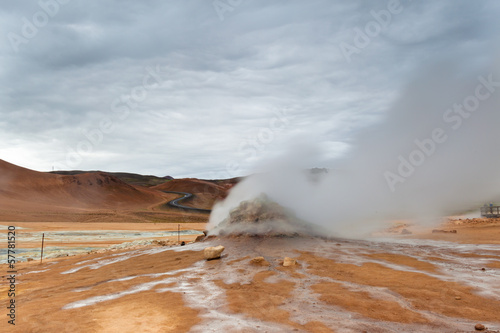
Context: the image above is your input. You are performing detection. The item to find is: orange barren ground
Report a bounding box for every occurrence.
[1,218,500,332]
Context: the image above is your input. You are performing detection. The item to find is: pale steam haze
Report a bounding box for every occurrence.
[210,58,500,237]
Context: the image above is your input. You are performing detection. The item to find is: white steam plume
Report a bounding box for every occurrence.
[209,58,500,237]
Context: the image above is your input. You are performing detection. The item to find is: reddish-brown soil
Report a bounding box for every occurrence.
[217,271,334,333]
[2,218,500,332]
[311,282,429,324]
[408,218,500,244]
[300,252,500,323]
[4,248,202,332]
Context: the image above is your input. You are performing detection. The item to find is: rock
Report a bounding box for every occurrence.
[180,241,186,246]
[432,229,457,234]
[401,229,412,235]
[475,323,486,331]
[195,234,205,242]
[204,245,225,260]
[250,256,270,266]
[481,267,486,271]
[152,240,169,246]
[283,257,296,267]
[27,258,34,262]
[455,296,461,300]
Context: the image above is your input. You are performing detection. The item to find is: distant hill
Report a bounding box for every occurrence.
[0,159,242,222]
[50,170,173,187]
[0,159,165,212]
[152,178,241,210]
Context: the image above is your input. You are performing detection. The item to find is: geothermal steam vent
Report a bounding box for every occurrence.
[212,194,321,237]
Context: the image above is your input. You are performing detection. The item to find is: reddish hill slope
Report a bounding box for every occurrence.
[153,178,238,210]
[0,159,164,212]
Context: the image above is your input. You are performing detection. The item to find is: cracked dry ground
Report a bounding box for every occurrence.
[2,234,500,333]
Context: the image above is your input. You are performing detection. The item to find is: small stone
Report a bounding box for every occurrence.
[27,258,34,262]
[455,296,461,300]
[283,257,296,267]
[475,323,485,331]
[153,240,171,246]
[194,234,205,242]
[401,229,412,235]
[250,256,270,266]
[481,267,486,271]
[204,245,225,260]
[432,229,457,234]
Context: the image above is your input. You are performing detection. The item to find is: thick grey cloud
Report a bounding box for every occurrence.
[1,0,498,178]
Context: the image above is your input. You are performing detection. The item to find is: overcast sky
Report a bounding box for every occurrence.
[1,0,499,178]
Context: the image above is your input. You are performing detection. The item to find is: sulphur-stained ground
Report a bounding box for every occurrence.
[1,219,500,333]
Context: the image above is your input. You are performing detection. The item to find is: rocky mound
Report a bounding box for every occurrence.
[213,194,323,237]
